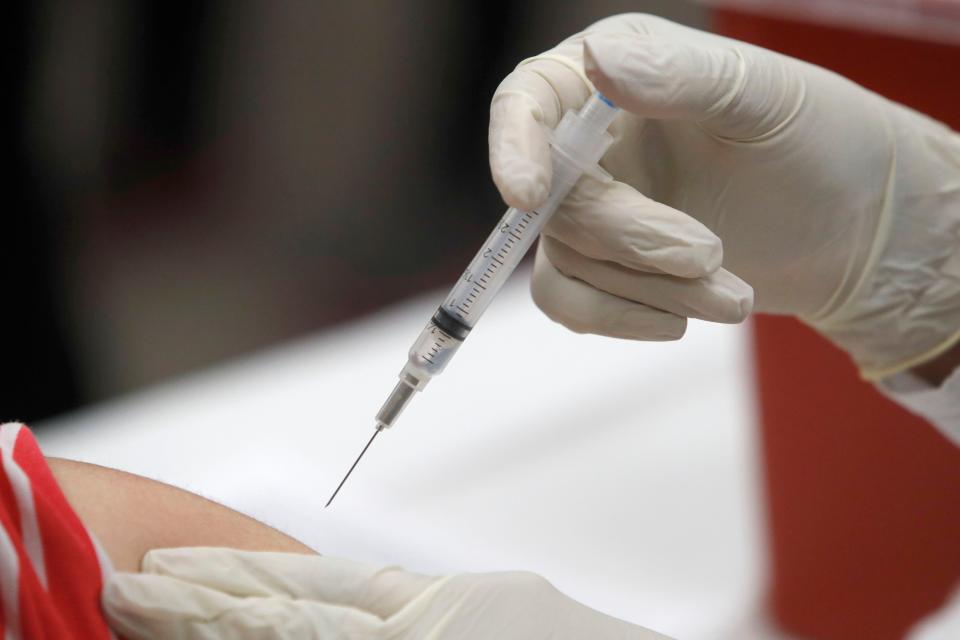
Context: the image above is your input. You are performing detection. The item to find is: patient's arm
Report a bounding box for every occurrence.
[47,457,315,572]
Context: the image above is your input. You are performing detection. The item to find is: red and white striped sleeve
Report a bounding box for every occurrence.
[0,422,117,639]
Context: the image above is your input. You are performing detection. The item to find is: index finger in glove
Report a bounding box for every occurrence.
[542,236,753,324]
[545,177,723,278]
[103,572,382,640]
[141,547,438,621]
[531,243,687,341]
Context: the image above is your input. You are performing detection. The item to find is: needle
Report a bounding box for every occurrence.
[325,427,381,508]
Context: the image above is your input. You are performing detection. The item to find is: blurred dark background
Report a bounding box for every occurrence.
[7,1,704,421]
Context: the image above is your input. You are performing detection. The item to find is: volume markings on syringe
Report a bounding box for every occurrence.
[448,208,542,322]
[422,328,453,365]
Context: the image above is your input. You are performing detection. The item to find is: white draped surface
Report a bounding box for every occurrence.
[37,271,765,639]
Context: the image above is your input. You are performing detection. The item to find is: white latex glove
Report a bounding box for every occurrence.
[102,547,671,639]
[490,14,960,379]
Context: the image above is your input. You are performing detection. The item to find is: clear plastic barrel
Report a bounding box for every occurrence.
[377,93,618,429]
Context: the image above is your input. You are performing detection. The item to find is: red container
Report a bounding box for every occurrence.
[709,5,960,639]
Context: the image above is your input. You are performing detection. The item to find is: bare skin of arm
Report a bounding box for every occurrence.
[47,458,315,572]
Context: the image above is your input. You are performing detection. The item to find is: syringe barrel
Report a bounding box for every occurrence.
[436,93,617,333]
[381,93,618,427]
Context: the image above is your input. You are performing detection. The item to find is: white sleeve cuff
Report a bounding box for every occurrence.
[876,365,960,447]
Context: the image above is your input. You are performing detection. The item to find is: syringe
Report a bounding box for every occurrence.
[325,93,618,506]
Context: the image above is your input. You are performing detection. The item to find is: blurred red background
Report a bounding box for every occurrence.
[711,3,960,638]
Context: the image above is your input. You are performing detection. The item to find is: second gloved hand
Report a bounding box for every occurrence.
[102,547,671,639]
[490,14,960,379]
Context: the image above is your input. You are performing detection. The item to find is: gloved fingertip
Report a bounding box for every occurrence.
[489,90,553,210]
[582,34,631,102]
[103,572,139,600]
[738,285,755,320]
[101,575,124,605]
[492,159,550,211]
[581,34,611,82]
[101,574,160,620]
[719,273,755,323]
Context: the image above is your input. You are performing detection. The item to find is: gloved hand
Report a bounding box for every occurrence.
[490,14,960,379]
[102,547,671,639]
